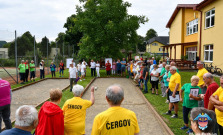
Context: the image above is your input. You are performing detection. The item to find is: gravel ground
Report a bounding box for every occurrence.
[82,78,170,135]
[1,79,70,129]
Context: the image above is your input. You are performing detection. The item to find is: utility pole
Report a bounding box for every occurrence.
[47,39,49,74]
[63,42,64,62]
[34,35,36,72]
[15,30,18,84]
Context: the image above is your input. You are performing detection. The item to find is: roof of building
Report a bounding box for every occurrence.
[166,4,197,28]
[147,36,169,46]
[194,0,216,10]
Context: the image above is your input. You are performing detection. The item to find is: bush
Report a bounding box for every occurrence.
[0,59,15,67]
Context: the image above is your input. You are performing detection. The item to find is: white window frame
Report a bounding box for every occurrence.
[152,43,158,46]
[204,45,213,62]
[159,48,163,52]
[186,19,198,35]
[205,8,215,29]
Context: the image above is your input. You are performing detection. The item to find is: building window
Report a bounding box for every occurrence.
[186,19,198,35]
[186,47,197,61]
[152,43,158,46]
[204,45,213,62]
[159,48,162,51]
[205,8,215,29]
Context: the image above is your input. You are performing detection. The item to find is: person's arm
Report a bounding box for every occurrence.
[145,71,148,80]
[179,89,183,102]
[90,86,95,105]
[134,133,139,135]
[189,94,201,101]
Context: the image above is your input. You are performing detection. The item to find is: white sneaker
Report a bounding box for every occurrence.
[165,100,169,104]
[80,80,82,81]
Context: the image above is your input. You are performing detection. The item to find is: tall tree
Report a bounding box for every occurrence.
[73,0,148,59]
[64,14,83,54]
[137,35,146,52]
[145,29,158,40]
[39,36,51,57]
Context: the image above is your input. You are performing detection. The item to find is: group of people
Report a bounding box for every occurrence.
[0,80,140,135]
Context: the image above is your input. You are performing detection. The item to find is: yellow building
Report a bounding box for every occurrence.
[195,0,223,70]
[165,4,199,61]
[146,36,169,56]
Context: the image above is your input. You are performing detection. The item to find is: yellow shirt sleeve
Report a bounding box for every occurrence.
[213,87,221,96]
[91,115,101,135]
[84,100,92,109]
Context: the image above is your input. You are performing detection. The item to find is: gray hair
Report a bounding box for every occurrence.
[162,62,166,65]
[170,66,177,71]
[21,60,24,63]
[203,73,213,79]
[31,60,34,62]
[72,84,84,97]
[197,61,204,65]
[15,105,38,127]
[106,84,124,105]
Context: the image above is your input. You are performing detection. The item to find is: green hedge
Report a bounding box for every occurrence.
[0,59,15,67]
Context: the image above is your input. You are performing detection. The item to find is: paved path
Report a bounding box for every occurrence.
[5,79,70,126]
[82,78,170,135]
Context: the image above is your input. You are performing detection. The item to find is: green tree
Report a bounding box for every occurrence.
[145,29,158,40]
[39,36,51,57]
[137,35,146,52]
[73,0,148,59]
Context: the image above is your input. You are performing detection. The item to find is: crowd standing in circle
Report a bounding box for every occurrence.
[3,57,223,135]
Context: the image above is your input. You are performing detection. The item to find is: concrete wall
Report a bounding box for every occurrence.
[0,48,9,59]
[49,48,60,59]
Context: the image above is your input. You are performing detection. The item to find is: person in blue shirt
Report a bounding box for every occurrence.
[152,57,157,64]
[50,62,56,78]
[116,59,122,76]
[121,58,127,77]
[0,105,38,135]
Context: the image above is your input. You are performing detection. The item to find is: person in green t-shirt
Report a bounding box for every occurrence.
[159,62,166,97]
[29,60,36,82]
[179,75,202,133]
[18,60,26,84]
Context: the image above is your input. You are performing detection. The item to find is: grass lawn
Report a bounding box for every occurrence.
[10,69,220,135]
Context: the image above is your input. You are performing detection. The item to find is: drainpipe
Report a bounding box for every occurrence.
[199,10,202,60]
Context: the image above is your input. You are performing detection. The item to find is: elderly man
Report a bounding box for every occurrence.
[0,78,12,132]
[165,66,181,118]
[196,61,208,107]
[202,73,219,110]
[62,84,95,135]
[69,63,78,92]
[18,60,26,84]
[29,60,35,82]
[209,76,223,134]
[90,59,96,77]
[0,105,38,135]
[91,84,140,135]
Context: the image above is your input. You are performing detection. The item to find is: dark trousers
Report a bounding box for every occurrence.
[40,70,45,79]
[70,78,77,91]
[0,104,12,132]
[107,70,111,75]
[19,73,25,82]
[30,71,35,79]
[91,68,96,76]
[219,124,223,135]
[25,69,29,82]
[51,71,55,77]
[151,80,159,89]
[183,106,192,124]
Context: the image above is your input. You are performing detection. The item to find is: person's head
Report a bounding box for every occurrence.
[191,75,199,86]
[51,62,53,65]
[159,60,162,64]
[26,60,28,63]
[79,60,81,64]
[150,60,153,64]
[203,73,213,86]
[153,64,158,69]
[197,61,204,70]
[190,107,216,134]
[41,60,44,63]
[162,62,166,67]
[107,60,109,63]
[170,61,176,66]
[106,84,124,106]
[220,76,223,88]
[31,60,34,63]
[91,59,93,62]
[170,66,177,75]
[50,89,62,104]
[72,84,84,97]
[96,61,99,63]
[15,105,38,130]
[70,63,73,67]
[165,65,170,72]
[123,58,125,61]
[152,57,154,60]
[142,63,146,67]
[113,60,115,62]
[61,60,63,63]
[21,60,24,63]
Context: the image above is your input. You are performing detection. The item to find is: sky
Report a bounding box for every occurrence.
[0,0,203,42]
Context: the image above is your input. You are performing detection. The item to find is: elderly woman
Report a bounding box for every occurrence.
[190,107,216,135]
[163,65,170,98]
[35,89,64,135]
[62,84,95,135]
[179,75,202,134]
[50,62,56,78]
[150,64,159,95]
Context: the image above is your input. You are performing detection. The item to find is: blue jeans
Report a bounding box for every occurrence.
[143,79,148,92]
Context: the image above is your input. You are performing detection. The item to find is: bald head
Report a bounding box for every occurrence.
[106,84,124,105]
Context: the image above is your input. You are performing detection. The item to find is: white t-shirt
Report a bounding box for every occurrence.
[96,63,100,70]
[82,61,88,66]
[158,64,163,73]
[77,64,81,71]
[90,62,96,68]
[81,65,86,72]
[69,67,77,78]
[151,69,159,81]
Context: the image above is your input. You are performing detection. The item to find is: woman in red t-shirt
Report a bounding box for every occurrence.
[105,60,111,77]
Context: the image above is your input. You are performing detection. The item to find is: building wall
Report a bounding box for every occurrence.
[0,48,9,59]
[200,0,223,70]
[149,41,165,53]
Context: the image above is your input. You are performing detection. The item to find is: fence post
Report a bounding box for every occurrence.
[15,30,18,84]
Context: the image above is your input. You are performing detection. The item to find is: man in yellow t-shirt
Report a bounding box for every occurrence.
[209,76,223,134]
[196,61,208,107]
[62,84,95,135]
[91,85,140,135]
[165,66,181,118]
